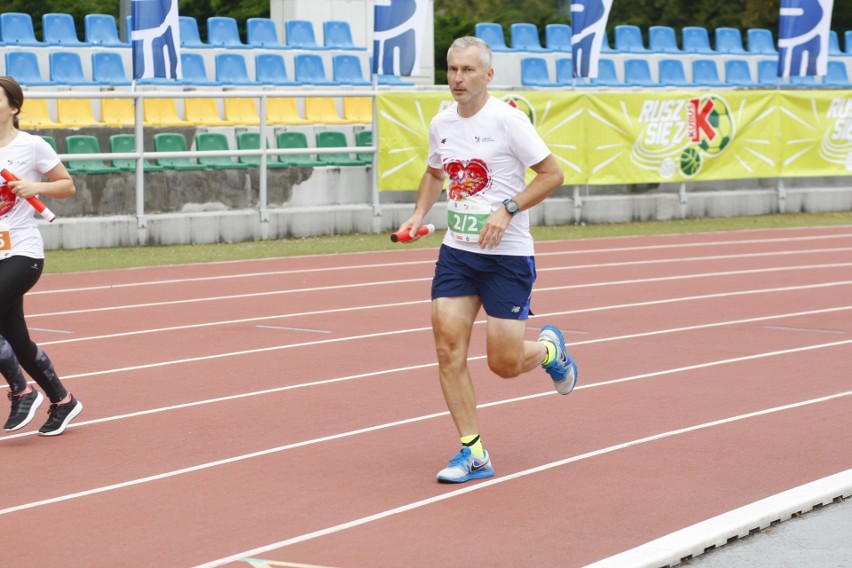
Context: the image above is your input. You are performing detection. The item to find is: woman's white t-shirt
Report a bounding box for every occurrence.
[0,131,60,259]
[427,96,551,256]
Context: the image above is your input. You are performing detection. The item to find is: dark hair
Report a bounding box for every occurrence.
[0,76,24,129]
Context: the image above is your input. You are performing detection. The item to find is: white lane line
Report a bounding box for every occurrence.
[193,390,852,568]
[763,325,846,335]
[256,325,332,334]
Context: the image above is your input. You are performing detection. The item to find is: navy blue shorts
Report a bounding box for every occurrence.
[431,245,536,320]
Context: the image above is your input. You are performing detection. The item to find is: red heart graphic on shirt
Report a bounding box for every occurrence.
[445,158,491,201]
[0,184,16,216]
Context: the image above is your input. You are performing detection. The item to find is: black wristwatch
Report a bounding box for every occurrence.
[502,198,521,215]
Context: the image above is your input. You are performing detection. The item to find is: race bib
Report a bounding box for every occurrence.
[447,199,491,243]
[0,221,11,252]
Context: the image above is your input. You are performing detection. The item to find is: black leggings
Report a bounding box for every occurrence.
[0,255,67,402]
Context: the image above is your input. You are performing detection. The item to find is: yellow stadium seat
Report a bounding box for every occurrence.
[342,97,372,123]
[143,98,190,127]
[57,99,102,128]
[184,98,237,126]
[304,97,352,124]
[101,98,136,128]
[266,97,308,125]
[19,99,62,130]
[223,98,260,125]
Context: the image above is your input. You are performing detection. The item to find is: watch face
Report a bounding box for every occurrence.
[505,200,519,214]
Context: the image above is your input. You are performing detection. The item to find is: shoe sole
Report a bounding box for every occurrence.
[4,391,45,432]
[438,468,495,483]
[38,400,83,437]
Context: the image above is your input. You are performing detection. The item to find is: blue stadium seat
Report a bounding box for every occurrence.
[790,74,819,87]
[829,30,842,55]
[207,16,244,48]
[590,58,620,86]
[5,52,50,86]
[614,25,647,52]
[624,58,656,87]
[649,26,680,53]
[601,29,614,53]
[294,53,336,85]
[255,53,300,86]
[554,57,574,85]
[0,13,43,45]
[285,19,326,49]
[246,18,287,49]
[332,54,371,85]
[85,14,128,46]
[520,57,556,86]
[215,53,253,85]
[324,20,366,50]
[746,28,777,54]
[179,16,210,48]
[377,74,415,86]
[545,24,572,52]
[43,13,88,46]
[824,61,852,87]
[715,27,745,54]
[723,59,755,87]
[92,51,132,86]
[846,31,852,55]
[474,22,510,52]
[691,59,723,86]
[657,59,690,87]
[757,59,781,86]
[682,26,714,54]
[49,52,95,85]
[511,23,547,51]
[179,53,216,85]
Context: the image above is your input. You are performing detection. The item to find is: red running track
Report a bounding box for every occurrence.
[1,226,851,568]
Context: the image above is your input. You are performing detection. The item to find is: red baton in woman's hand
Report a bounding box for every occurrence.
[0,169,56,222]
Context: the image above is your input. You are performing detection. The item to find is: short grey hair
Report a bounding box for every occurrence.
[447,36,493,70]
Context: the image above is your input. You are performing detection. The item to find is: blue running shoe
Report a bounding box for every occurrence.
[437,447,494,483]
[539,325,578,395]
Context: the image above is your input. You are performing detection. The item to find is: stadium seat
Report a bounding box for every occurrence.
[65,135,121,174]
[18,99,62,130]
[355,129,373,162]
[85,14,128,46]
[724,59,755,87]
[152,133,205,170]
[474,22,510,52]
[828,30,842,55]
[589,58,620,86]
[715,27,746,54]
[521,57,556,87]
[255,54,300,86]
[215,53,254,85]
[332,54,371,86]
[554,57,575,86]
[294,53,336,85]
[276,131,324,167]
[545,23,572,52]
[195,132,249,169]
[601,29,614,53]
[624,59,656,87]
[184,98,237,126]
[682,26,714,54]
[316,130,370,166]
[180,53,216,85]
[649,26,680,53]
[511,23,547,51]
[757,59,781,86]
[790,74,819,87]
[824,61,852,87]
[101,98,136,127]
[746,28,777,54]
[846,31,852,55]
[285,19,326,49]
[92,52,132,86]
[691,59,723,86]
[179,16,210,48]
[56,99,101,128]
[246,18,287,49]
[377,74,415,86]
[304,97,351,124]
[143,99,190,127]
[266,98,309,124]
[657,59,690,87]
[0,13,44,46]
[223,98,261,125]
[323,20,365,50]
[5,52,50,86]
[235,132,289,168]
[109,134,165,172]
[49,52,95,86]
[207,16,244,48]
[43,13,88,46]
[614,25,647,52]
[342,97,372,123]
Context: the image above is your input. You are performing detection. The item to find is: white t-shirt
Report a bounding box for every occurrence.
[427,96,551,256]
[0,131,60,260]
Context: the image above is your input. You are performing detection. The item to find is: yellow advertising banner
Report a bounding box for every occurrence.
[376,89,852,191]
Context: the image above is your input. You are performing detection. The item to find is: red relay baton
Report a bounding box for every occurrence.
[0,169,56,222]
[390,224,435,243]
